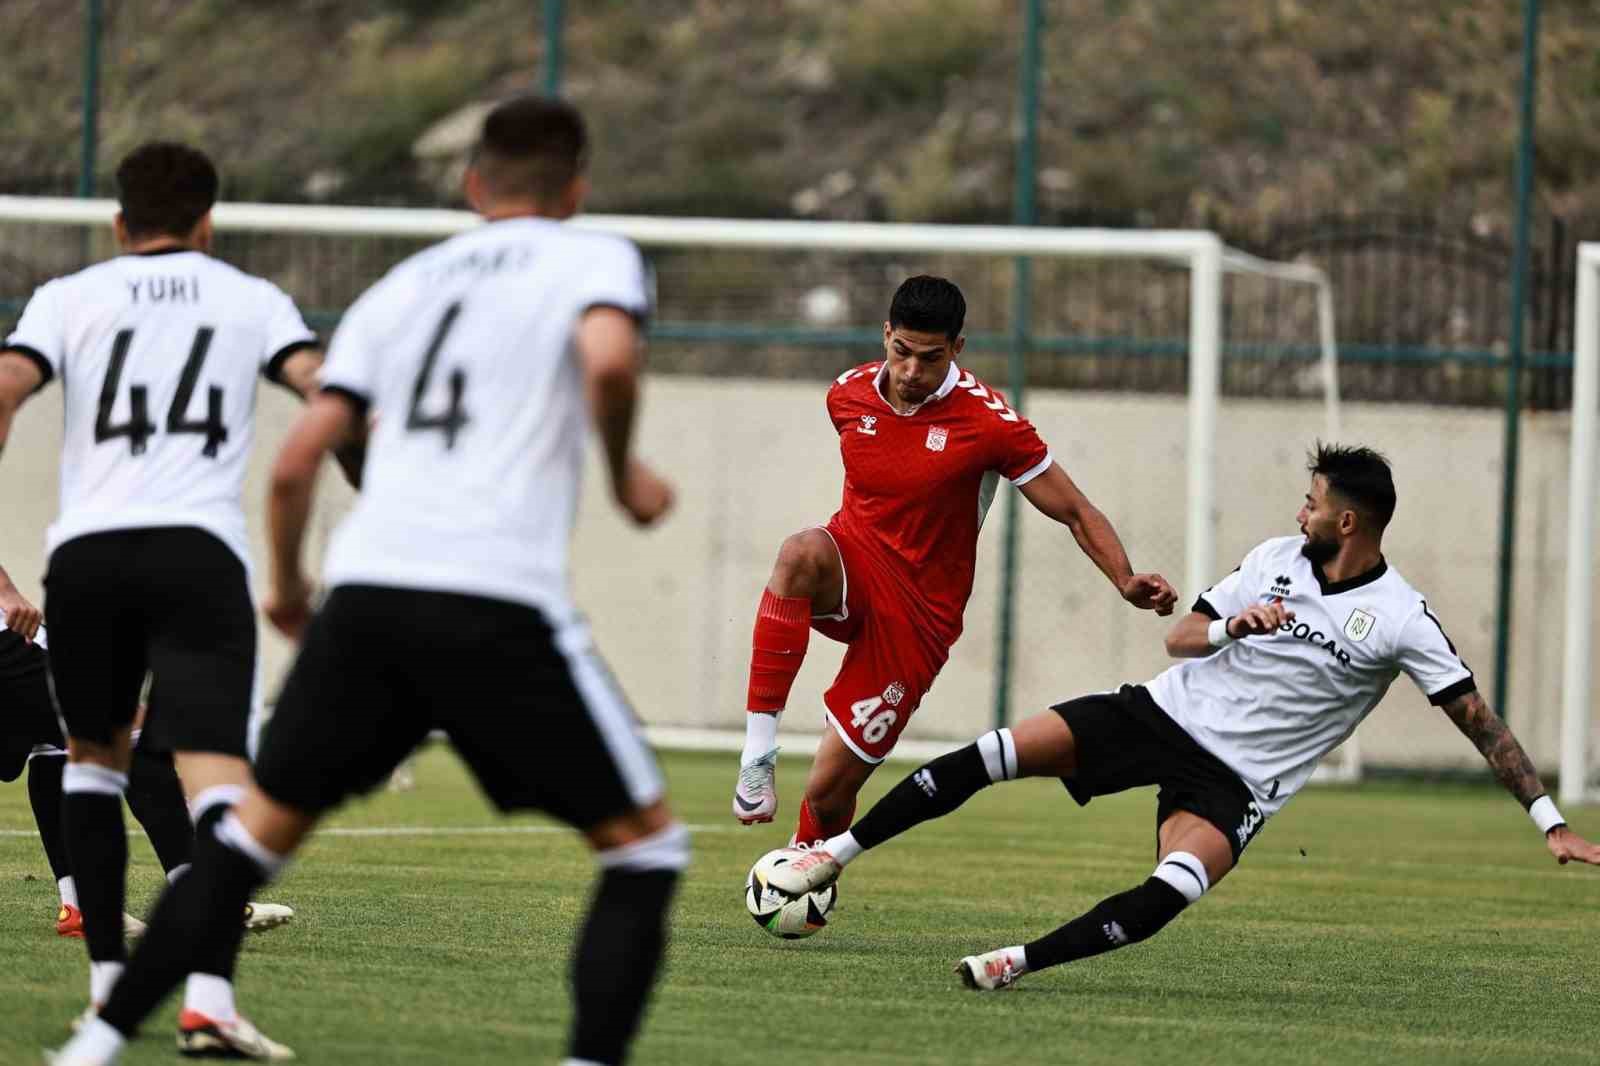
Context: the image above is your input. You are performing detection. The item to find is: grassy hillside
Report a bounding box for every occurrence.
[2,0,1598,233]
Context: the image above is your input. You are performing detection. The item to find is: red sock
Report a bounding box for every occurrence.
[746,589,811,712]
[793,796,856,847]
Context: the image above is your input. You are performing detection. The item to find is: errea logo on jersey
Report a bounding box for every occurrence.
[857,415,878,436]
[1270,574,1293,597]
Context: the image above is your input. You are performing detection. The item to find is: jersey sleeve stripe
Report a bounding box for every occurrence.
[262,339,319,386]
[580,300,650,327]
[320,383,371,418]
[1426,676,1476,707]
[1,344,54,388]
[1419,600,1459,656]
[1009,450,1053,486]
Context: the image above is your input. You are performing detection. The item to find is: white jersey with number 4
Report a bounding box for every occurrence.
[318,217,651,622]
[1144,535,1474,819]
[4,249,317,567]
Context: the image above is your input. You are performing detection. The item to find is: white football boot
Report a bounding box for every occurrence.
[176,1011,295,1060]
[732,747,780,824]
[242,902,294,933]
[955,948,1025,991]
[762,844,841,895]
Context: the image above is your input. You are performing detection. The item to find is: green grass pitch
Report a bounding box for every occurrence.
[2,746,1596,1064]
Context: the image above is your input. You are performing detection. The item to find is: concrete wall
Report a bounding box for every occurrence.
[2,373,1594,774]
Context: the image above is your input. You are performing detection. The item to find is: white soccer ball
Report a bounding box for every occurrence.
[745,848,838,940]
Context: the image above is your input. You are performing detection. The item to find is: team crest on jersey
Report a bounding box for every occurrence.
[1343,608,1376,643]
[857,415,878,436]
[882,681,906,707]
[925,426,949,452]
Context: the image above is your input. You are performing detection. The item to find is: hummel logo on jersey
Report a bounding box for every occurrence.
[882,681,906,707]
[1270,574,1293,597]
[925,426,949,452]
[913,769,937,797]
[857,415,878,436]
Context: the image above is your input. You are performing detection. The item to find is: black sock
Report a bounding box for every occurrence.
[1023,878,1188,971]
[126,748,195,875]
[27,754,70,881]
[186,805,248,984]
[569,868,679,1066]
[99,815,268,1038]
[62,783,129,964]
[850,744,993,851]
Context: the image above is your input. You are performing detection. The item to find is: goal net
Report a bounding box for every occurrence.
[0,197,1354,771]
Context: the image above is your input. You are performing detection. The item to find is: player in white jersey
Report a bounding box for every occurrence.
[1,142,351,1059]
[51,97,686,1066]
[765,444,1599,990]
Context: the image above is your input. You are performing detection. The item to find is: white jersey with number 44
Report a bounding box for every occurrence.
[4,249,317,567]
[318,217,652,623]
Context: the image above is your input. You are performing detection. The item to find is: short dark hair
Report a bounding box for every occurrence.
[889,275,966,340]
[473,95,588,203]
[1309,442,1396,530]
[115,142,218,240]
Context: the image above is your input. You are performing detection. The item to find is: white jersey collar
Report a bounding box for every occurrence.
[873,361,961,416]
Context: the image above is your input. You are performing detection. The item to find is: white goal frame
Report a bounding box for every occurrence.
[1562,242,1600,806]
[0,195,1348,770]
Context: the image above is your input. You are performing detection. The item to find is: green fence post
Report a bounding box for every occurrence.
[1492,0,1541,719]
[994,0,1042,730]
[78,0,102,198]
[542,0,565,96]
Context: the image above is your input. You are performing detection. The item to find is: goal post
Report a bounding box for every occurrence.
[0,195,1347,769]
[1561,241,1600,807]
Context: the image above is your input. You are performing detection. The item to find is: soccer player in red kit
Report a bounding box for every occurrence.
[733,275,1178,844]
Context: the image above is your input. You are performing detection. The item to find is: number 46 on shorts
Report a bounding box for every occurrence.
[849,696,899,746]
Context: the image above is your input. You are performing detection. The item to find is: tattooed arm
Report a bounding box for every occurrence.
[1439,688,1600,866]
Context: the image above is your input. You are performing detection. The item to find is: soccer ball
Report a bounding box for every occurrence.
[745,848,838,940]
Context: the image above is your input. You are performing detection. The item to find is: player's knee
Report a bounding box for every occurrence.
[1151,850,1211,905]
[596,821,691,874]
[771,531,831,595]
[975,728,1019,783]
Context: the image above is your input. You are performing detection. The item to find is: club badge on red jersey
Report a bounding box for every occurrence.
[925,426,949,452]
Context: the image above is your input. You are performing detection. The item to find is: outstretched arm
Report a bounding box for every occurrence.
[1018,462,1176,614]
[264,391,360,641]
[0,351,45,459]
[274,348,367,488]
[1164,599,1294,658]
[1438,689,1600,866]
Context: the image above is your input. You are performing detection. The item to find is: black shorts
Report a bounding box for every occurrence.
[254,584,665,829]
[1055,685,1264,861]
[44,527,257,756]
[0,630,63,781]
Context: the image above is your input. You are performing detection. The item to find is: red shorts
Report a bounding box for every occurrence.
[811,524,951,762]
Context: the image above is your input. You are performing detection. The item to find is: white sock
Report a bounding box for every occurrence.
[58,875,79,909]
[60,1016,126,1061]
[741,710,781,765]
[999,945,1030,974]
[820,830,863,867]
[184,973,238,1022]
[89,960,124,1005]
[166,862,192,884]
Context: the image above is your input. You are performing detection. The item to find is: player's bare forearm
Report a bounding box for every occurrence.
[0,351,46,458]
[577,308,643,494]
[1019,465,1131,586]
[268,394,354,589]
[1164,612,1219,657]
[1439,689,1545,809]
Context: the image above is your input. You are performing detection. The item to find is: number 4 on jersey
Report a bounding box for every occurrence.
[406,302,470,449]
[96,327,227,457]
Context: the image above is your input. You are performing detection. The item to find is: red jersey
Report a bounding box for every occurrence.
[825,360,1052,647]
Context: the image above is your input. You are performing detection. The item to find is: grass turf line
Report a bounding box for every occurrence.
[1,746,1596,1065]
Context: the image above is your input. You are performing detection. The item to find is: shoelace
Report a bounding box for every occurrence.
[738,749,779,792]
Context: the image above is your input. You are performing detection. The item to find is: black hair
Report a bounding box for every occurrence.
[474,95,589,203]
[888,275,966,340]
[1309,442,1396,530]
[115,142,218,240]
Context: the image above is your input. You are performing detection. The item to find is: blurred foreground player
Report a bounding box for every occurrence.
[769,444,1599,988]
[732,275,1177,841]
[1,569,291,940]
[52,96,686,1066]
[1,140,349,1059]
